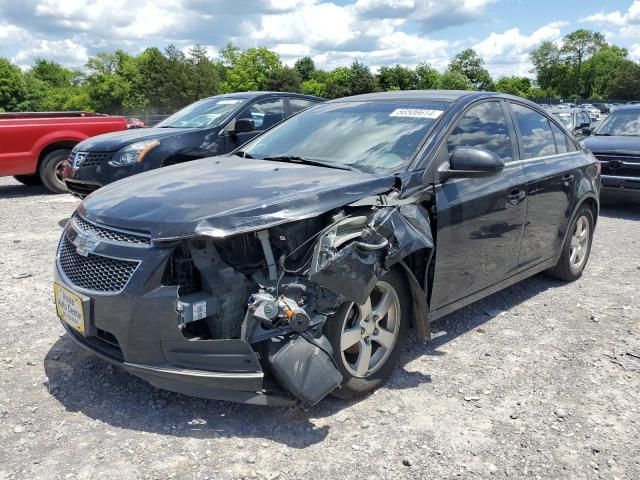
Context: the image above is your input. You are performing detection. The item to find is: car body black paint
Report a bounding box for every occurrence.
[63,92,323,198]
[582,106,640,202]
[54,90,600,405]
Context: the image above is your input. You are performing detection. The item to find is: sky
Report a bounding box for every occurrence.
[0,0,639,77]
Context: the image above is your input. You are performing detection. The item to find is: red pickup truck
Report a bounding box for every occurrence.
[0,112,127,193]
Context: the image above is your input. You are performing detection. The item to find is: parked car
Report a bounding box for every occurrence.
[125,117,146,129]
[63,92,323,198]
[0,112,127,193]
[54,91,599,406]
[582,104,640,202]
[550,108,595,140]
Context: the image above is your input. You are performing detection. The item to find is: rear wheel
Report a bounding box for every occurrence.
[325,270,410,399]
[13,174,42,186]
[545,205,594,281]
[39,149,70,194]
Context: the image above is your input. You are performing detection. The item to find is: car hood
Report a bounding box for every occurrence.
[582,135,640,154]
[79,156,396,240]
[76,127,200,152]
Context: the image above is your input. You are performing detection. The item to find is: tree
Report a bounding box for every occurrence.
[495,76,532,97]
[266,66,302,92]
[607,61,640,100]
[581,45,629,98]
[324,67,352,99]
[438,69,474,90]
[222,47,281,92]
[0,57,30,111]
[349,61,376,95]
[301,79,326,97]
[294,56,315,81]
[530,41,566,94]
[560,29,606,74]
[138,47,171,111]
[163,44,191,110]
[415,63,441,89]
[30,59,72,88]
[186,44,219,101]
[449,49,494,90]
[377,65,417,91]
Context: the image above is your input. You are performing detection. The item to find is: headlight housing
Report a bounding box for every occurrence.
[109,139,160,166]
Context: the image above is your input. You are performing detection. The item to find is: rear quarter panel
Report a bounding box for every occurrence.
[0,116,127,176]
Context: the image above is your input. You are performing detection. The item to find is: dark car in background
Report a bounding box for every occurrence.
[63,92,323,198]
[53,91,599,407]
[583,104,640,202]
[550,108,595,140]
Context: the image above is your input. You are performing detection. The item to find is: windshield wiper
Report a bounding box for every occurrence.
[594,133,611,136]
[262,155,360,172]
[234,150,255,159]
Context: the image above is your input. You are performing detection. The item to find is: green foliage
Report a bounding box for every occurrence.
[378,65,418,91]
[415,63,442,89]
[449,49,494,91]
[438,69,474,90]
[607,61,640,100]
[495,76,532,97]
[222,47,281,92]
[294,57,315,81]
[0,58,27,111]
[266,66,302,93]
[301,79,326,98]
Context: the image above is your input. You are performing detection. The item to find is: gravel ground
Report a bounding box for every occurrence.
[0,176,639,480]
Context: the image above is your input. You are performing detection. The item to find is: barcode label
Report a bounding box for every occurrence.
[193,301,207,321]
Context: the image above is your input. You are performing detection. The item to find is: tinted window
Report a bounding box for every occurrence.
[240,98,285,130]
[594,109,640,136]
[447,102,512,161]
[156,97,247,128]
[289,98,318,114]
[580,112,591,125]
[511,103,557,159]
[550,122,568,154]
[242,100,450,173]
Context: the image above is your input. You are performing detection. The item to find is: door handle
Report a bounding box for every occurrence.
[562,174,575,182]
[507,189,526,205]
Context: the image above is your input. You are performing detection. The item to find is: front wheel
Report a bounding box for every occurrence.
[545,205,595,281]
[325,269,410,399]
[39,149,70,194]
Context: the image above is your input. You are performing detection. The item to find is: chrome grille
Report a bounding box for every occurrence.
[72,214,150,245]
[68,151,112,168]
[595,153,640,178]
[58,235,139,293]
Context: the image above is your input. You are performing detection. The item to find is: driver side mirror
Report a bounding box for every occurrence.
[578,122,592,135]
[233,118,255,135]
[445,146,505,179]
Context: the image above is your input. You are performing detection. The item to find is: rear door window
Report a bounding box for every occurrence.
[240,98,285,130]
[510,103,557,159]
[447,101,513,162]
[289,98,319,114]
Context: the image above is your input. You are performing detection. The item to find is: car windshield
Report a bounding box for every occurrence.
[240,100,450,173]
[156,97,247,128]
[553,112,574,128]
[594,109,640,136]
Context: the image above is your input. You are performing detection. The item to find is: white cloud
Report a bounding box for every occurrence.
[630,44,640,61]
[580,1,640,39]
[473,22,567,77]
[13,38,88,69]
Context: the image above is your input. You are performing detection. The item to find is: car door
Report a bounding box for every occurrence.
[508,102,580,267]
[430,100,528,310]
[223,97,286,152]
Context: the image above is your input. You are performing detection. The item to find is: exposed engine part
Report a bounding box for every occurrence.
[248,293,311,332]
[175,291,218,329]
[256,230,277,281]
[268,334,343,406]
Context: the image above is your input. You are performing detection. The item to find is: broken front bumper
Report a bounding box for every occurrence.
[53,223,295,406]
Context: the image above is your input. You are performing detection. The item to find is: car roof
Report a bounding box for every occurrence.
[204,91,324,101]
[615,104,640,111]
[327,90,475,103]
[549,108,586,113]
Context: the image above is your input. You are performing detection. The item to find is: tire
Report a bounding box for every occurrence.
[39,149,70,194]
[545,204,595,281]
[325,269,410,399]
[13,174,42,186]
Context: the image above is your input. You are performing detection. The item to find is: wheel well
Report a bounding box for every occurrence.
[37,141,76,171]
[581,197,598,226]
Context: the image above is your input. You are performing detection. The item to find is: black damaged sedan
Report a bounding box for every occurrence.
[54,91,600,406]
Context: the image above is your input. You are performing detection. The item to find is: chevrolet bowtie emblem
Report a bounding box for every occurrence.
[72,231,100,257]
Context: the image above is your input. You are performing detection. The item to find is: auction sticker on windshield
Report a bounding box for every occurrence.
[54,283,86,334]
[390,108,443,119]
